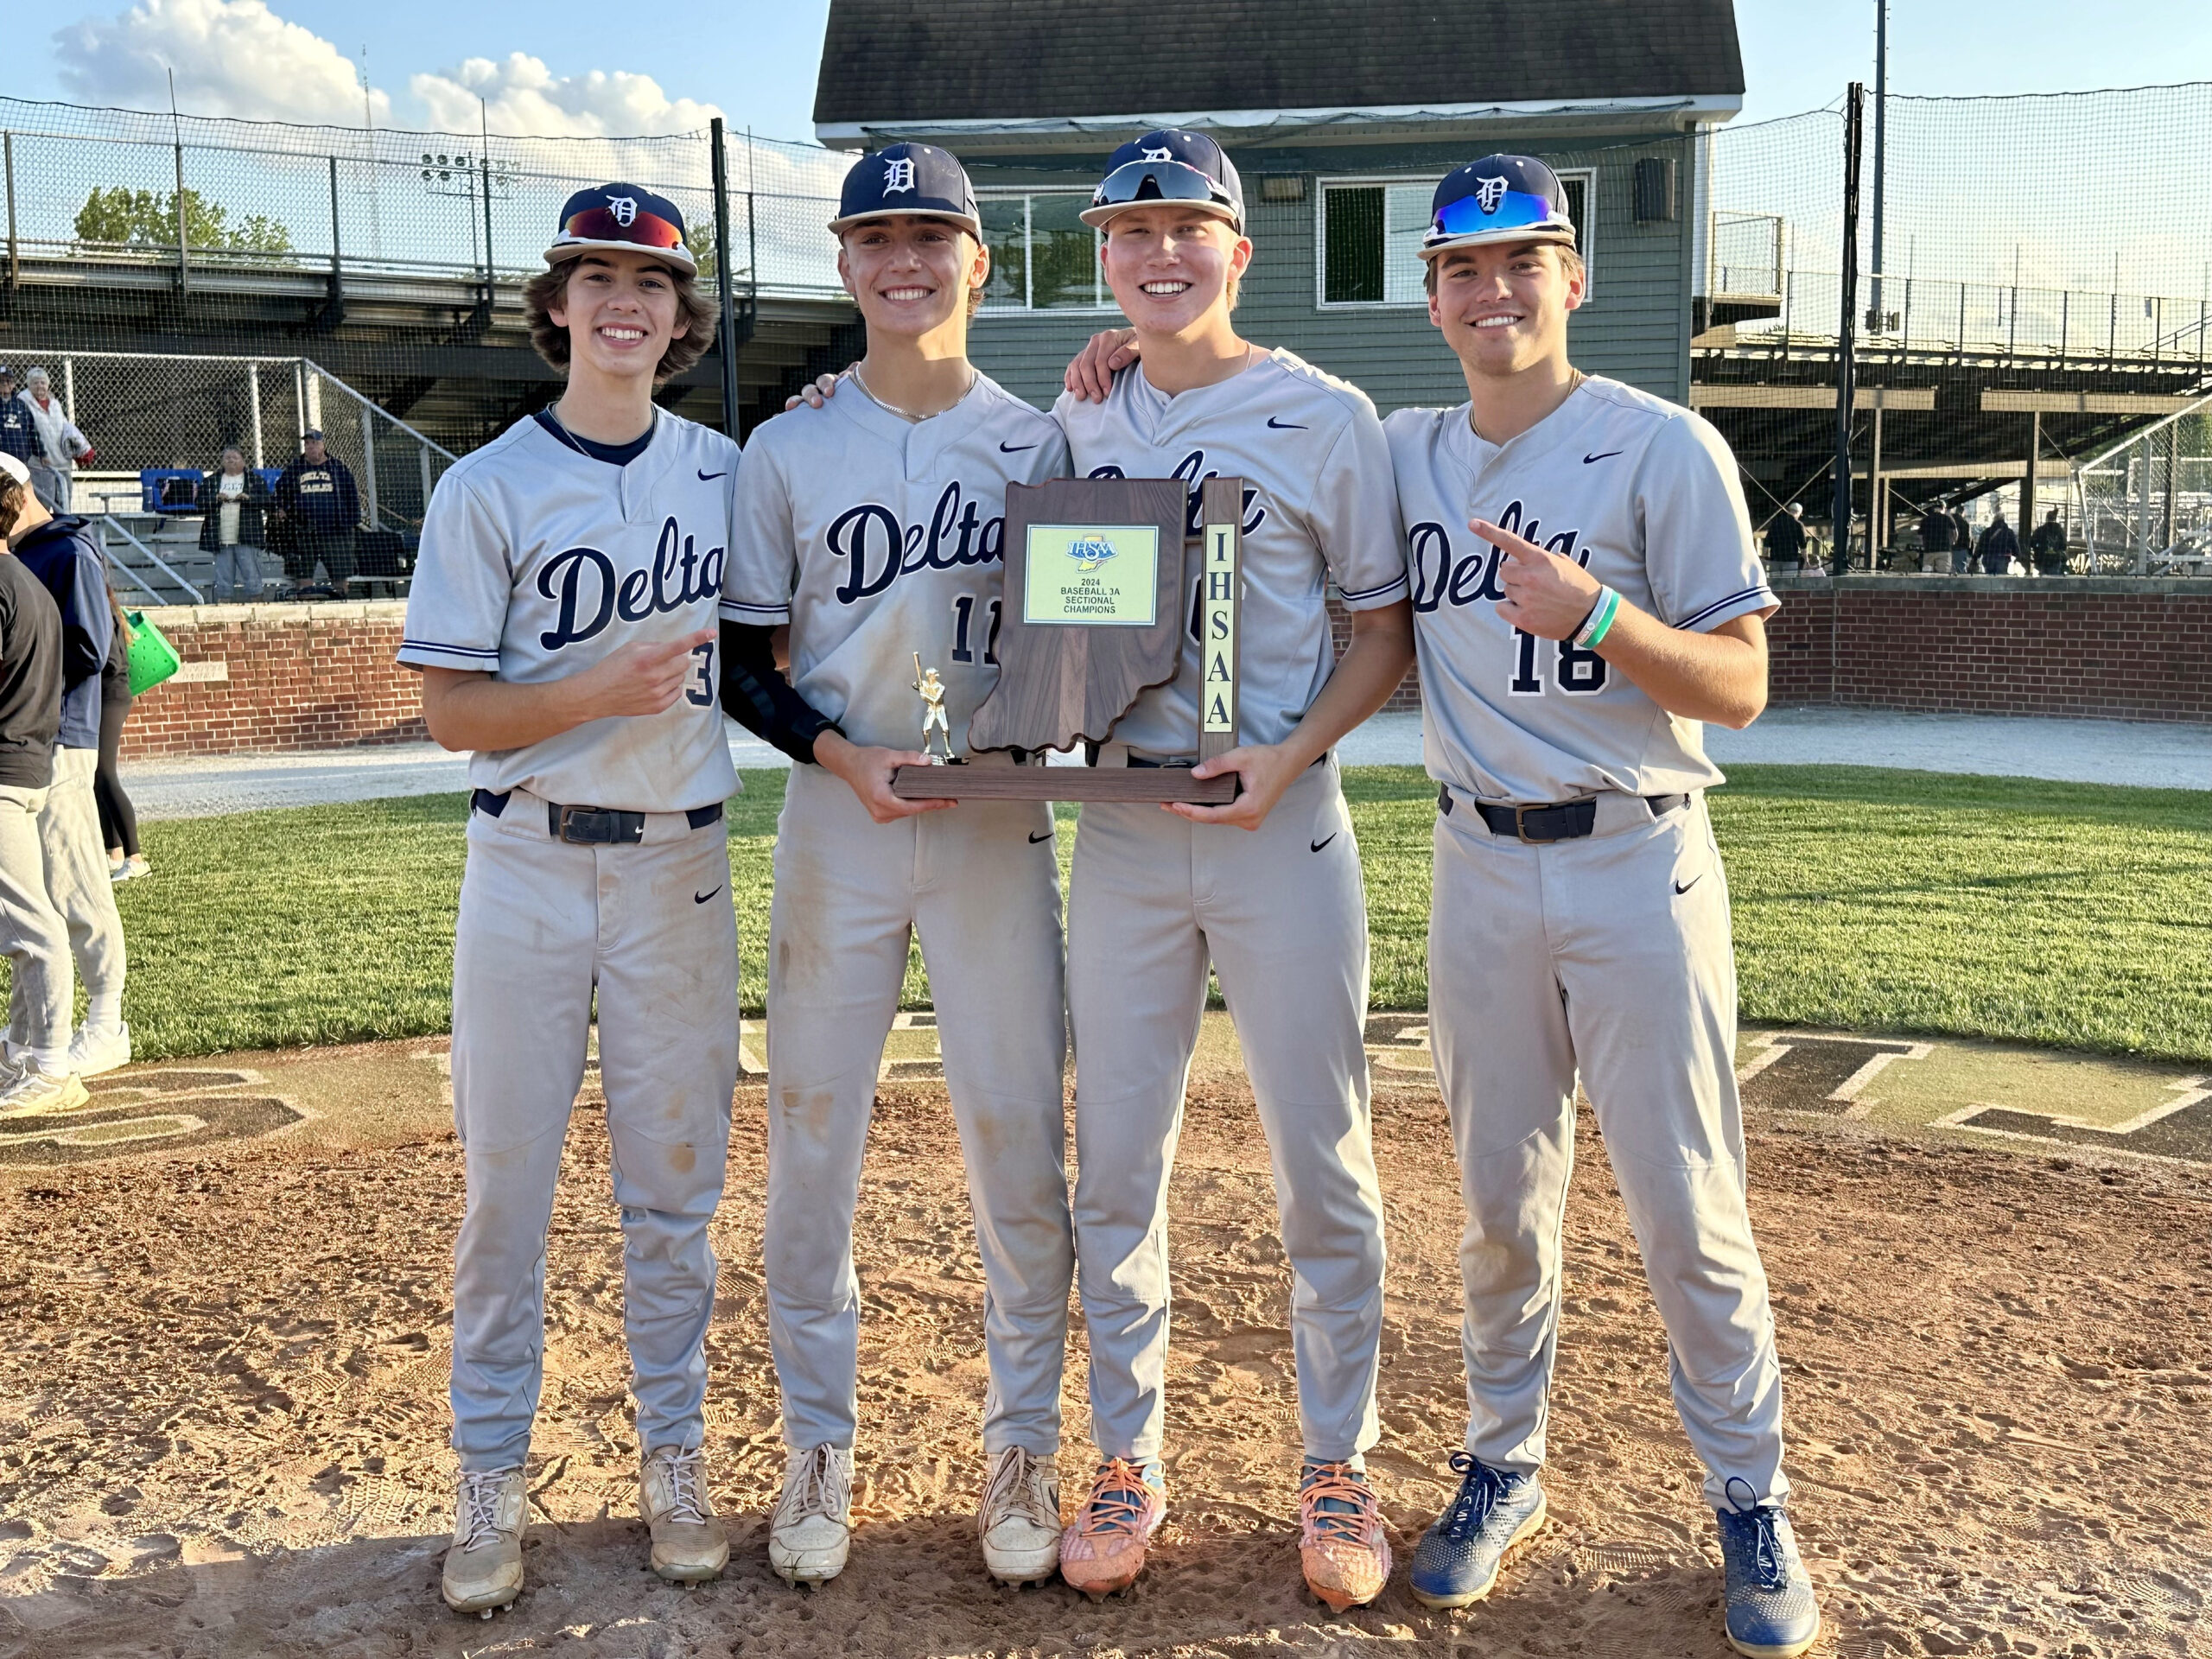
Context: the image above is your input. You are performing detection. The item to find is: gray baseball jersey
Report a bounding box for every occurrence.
[1384,376,1775,804]
[721,373,1068,753]
[1052,349,1408,760]
[399,413,740,813]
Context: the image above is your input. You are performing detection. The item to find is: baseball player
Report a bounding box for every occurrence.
[1048,130,1412,1611]
[1382,156,1817,1656]
[398,182,740,1616]
[718,144,1077,1590]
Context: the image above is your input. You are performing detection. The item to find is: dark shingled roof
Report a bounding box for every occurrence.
[815,1,1744,128]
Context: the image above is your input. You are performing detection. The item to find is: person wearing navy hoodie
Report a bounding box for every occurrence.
[6,470,130,1079]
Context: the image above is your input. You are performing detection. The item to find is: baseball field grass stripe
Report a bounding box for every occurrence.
[27,763,2208,1067]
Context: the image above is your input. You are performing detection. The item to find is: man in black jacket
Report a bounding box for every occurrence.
[273,429,360,596]
[1977,512,2021,575]
[0,453,85,1110]
[2030,508,2069,575]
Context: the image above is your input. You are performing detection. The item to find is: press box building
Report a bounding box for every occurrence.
[813,0,1745,412]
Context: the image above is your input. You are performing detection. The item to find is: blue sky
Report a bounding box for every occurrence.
[9,1,2211,142]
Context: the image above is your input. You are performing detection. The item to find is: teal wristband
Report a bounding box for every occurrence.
[1573,586,1621,649]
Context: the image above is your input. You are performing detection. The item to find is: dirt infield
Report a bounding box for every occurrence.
[1,1024,2208,1657]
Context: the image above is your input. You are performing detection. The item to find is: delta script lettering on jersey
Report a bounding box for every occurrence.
[823,479,1006,606]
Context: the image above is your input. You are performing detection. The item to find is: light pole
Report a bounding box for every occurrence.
[1868,2,1888,330]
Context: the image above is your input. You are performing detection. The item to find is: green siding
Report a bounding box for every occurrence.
[963,133,1697,416]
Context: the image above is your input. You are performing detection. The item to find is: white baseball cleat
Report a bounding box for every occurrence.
[66,1022,130,1080]
[442,1466,526,1615]
[768,1443,853,1586]
[0,1067,89,1116]
[978,1446,1063,1585]
[639,1445,728,1582]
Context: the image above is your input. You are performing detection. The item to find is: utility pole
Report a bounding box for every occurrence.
[709,118,742,439]
[1869,3,1888,329]
[1834,83,1866,585]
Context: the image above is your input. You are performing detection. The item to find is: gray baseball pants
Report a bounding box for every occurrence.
[1429,788,1789,1506]
[1068,757,1386,1465]
[448,792,740,1472]
[762,760,1073,1455]
[37,747,125,1020]
[0,782,73,1068]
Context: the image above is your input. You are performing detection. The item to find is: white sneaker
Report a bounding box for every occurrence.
[639,1445,728,1583]
[979,1446,1063,1585]
[442,1467,526,1615]
[768,1444,853,1586]
[118,856,151,881]
[0,1068,89,1116]
[67,1023,130,1080]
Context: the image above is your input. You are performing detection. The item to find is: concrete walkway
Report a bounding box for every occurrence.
[124,705,2208,820]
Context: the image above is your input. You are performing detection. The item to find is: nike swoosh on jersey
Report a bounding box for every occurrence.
[1310,833,1337,853]
[1268,416,1308,430]
[697,469,728,480]
[694,886,725,904]
[1028,830,1053,843]
[1583,451,1624,464]
[1674,874,1702,895]
[1000,442,1039,454]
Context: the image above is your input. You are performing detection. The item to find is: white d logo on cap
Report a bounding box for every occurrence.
[1141,146,1174,163]
[607,196,639,226]
[1474,176,1509,214]
[883,157,916,194]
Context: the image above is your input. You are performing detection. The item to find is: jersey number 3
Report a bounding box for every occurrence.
[1509,628,1607,697]
[685,640,715,707]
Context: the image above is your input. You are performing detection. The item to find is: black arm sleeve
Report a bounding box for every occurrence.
[719,620,841,765]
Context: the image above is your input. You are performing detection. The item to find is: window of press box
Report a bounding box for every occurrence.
[1319,174,1590,307]
[978,191,1116,312]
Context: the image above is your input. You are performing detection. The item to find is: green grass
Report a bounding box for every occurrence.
[44,764,2212,1066]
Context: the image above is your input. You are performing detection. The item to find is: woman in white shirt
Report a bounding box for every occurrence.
[195,446,273,601]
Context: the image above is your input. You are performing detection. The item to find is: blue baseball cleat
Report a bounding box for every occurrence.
[1407,1452,1548,1609]
[1715,1483,1821,1658]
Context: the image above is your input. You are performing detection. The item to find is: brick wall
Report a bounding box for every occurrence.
[1765,578,2212,723]
[120,603,425,760]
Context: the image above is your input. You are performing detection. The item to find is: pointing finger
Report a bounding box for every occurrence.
[1471,518,1548,561]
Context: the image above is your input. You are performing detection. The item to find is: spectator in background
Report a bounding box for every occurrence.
[1977,511,2020,576]
[18,368,92,514]
[0,453,82,1110]
[1920,501,1952,562]
[4,459,130,1078]
[273,429,359,597]
[197,445,273,601]
[1950,506,1974,575]
[2030,507,2069,575]
[0,369,37,474]
[1763,501,1808,569]
[97,588,146,882]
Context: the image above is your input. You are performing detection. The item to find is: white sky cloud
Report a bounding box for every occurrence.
[54,0,391,126]
[52,0,720,140]
[411,54,721,139]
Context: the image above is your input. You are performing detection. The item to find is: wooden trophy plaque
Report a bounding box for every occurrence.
[889,476,1244,804]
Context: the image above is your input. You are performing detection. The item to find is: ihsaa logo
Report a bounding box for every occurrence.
[1474,175,1508,213]
[607,195,639,226]
[1066,532,1119,571]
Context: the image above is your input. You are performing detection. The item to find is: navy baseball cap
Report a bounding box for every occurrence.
[545,183,696,274]
[1421,155,1576,259]
[829,144,981,238]
[1082,129,1243,231]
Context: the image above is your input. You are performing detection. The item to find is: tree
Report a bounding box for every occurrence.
[74,186,294,255]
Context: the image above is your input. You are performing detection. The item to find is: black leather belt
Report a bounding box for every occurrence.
[1084,746,1330,771]
[471,788,722,844]
[1438,785,1688,843]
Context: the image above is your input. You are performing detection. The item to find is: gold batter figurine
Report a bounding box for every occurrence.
[912,652,957,763]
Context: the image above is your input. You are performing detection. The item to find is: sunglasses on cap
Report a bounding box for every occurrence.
[559,204,687,253]
[1430,188,1573,243]
[1088,158,1239,221]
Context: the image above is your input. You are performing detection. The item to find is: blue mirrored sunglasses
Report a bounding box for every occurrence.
[1091,156,1236,215]
[1431,188,1571,239]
